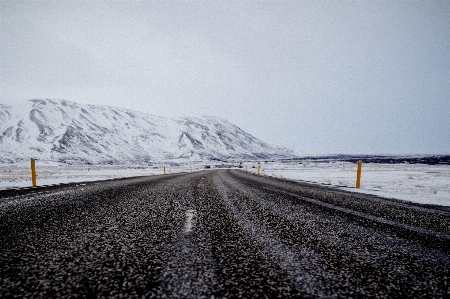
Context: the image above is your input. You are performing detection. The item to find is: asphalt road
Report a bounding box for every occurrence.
[1,169,449,298]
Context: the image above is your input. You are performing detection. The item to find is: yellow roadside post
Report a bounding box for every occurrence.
[164,166,167,175]
[190,167,192,172]
[245,166,248,172]
[356,159,362,188]
[30,158,37,187]
[257,165,261,175]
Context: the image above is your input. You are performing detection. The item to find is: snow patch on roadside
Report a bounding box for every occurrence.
[242,161,450,207]
[0,162,203,190]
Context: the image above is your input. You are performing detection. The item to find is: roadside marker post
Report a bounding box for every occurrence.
[30,158,37,187]
[190,167,192,172]
[257,165,261,175]
[164,166,167,175]
[356,159,362,188]
[246,166,248,172]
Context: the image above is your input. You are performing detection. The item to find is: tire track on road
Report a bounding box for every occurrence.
[193,173,296,298]
[219,170,450,297]
[213,173,342,298]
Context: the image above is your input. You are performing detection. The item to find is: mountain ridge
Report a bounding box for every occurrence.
[0,99,296,164]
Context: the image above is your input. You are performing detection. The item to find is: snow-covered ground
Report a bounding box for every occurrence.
[1,160,449,207]
[252,161,450,207]
[0,161,202,189]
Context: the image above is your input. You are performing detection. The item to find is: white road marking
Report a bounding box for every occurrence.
[184,209,196,233]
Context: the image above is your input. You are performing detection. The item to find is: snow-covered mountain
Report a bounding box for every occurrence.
[0,99,295,164]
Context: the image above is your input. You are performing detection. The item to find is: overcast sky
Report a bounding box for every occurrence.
[1,1,449,155]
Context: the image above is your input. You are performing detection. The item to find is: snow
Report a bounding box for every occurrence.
[0,99,294,164]
[253,161,450,207]
[0,162,202,189]
[2,160,449,207]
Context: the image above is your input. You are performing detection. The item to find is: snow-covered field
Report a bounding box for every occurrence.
[1,160,449,207]
[0,162,200,190]
[254,161,450,207]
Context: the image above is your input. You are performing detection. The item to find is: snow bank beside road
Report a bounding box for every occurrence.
[245,161,450,207]
[0,162,199,190]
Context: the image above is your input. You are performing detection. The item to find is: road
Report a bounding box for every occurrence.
[1,169,449,298]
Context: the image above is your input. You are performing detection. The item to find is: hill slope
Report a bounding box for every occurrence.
[0,99,295,164]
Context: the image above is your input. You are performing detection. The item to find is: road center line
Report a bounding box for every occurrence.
[184,209,196,233]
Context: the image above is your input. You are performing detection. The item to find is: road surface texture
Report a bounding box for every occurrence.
[1,169,449,298]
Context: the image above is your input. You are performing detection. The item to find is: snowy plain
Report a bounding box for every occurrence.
[1,160,449,207]
[256,161,450,207]
[0,161,195,189]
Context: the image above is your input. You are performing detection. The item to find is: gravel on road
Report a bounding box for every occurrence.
[1,169,449,298]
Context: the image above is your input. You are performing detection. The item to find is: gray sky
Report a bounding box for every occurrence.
[1,0,449,155]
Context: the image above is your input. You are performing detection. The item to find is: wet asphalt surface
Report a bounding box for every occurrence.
[1,169,449,298]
